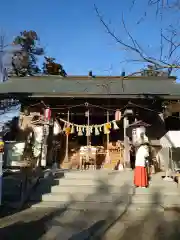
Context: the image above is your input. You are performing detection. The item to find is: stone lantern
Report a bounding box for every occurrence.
[127,120,151,146]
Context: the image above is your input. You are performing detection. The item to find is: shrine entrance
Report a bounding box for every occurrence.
[56,103,125,170]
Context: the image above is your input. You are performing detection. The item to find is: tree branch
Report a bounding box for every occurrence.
[94,4,162,67]
[94,3,180,74]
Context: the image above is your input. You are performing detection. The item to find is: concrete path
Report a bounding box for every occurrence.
[102,207,180,240]
[0,205,180,239]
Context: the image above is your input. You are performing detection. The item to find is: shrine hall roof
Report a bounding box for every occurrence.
[0,75,180,99]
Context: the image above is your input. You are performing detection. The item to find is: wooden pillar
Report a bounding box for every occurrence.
[86,106,90,163]
[105,111,110,163]
[106,111,110,149]
[64,110,70,163]
[87,109,90,147]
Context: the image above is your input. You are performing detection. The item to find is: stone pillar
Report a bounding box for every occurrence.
[123,115,130,168]
[41,124,49,167]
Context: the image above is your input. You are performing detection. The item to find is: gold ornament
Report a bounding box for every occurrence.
[105,122,111,129]
[104,125,110,134]
[65,127,71,135]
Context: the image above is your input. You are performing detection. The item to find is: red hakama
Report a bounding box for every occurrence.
[134,166,148,187]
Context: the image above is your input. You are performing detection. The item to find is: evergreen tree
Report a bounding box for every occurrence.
[43,56,67,76]
[12,30,44,76]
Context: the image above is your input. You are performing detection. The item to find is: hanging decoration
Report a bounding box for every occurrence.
[112,121,119,130]
[77,126,83,136]
[63,123,66,131]
[105,122,111,129]
[94,125,100,136]
[159,113,164,121]
[0,137,4,153]
[115,109,121,121]
[70,124,75,134]
[82,125,86,134]
[104,122,111,134]
[65,126,71,136]
[58,117,121,136]
[53,121,62,135]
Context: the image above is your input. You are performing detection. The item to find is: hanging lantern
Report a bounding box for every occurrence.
[115,109,121,121]
[85,111,89,117]
[44,107,51,121]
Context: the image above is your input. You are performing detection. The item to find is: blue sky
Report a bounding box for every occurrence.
[0,0,179,76]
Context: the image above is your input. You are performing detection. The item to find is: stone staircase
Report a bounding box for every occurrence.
[25,170,180,239]
[28,170,180,210]
[1,170,180,239]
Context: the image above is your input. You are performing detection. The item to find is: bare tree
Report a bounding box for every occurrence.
[94,1,180,76]
[0,30,20,81]
[0,31,9,82]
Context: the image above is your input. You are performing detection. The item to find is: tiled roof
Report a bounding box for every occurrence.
[0,76,179,98]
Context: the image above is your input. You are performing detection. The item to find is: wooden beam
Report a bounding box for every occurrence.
[167,102,180,113]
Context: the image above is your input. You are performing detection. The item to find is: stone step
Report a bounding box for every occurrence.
[30,197,180,210]
[135,185,179,194]
[30,190,180,205]
[30,190,133,202]
[63,170,113,179]
[34,177,178,196]
[131,194,178,204]
[30,201,128,211]
[36,177,178,190]
[35,184,132,195]
[53,176,133,186]
[61,173,132,181]
[32,185,180,202]
[153,182,177,187]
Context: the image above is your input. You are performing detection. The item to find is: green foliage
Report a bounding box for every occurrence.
[12,30,44,76]
[12,30,67,77]
[43,56,67,76]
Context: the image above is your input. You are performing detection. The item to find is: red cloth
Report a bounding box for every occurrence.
[134,166,148,187]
